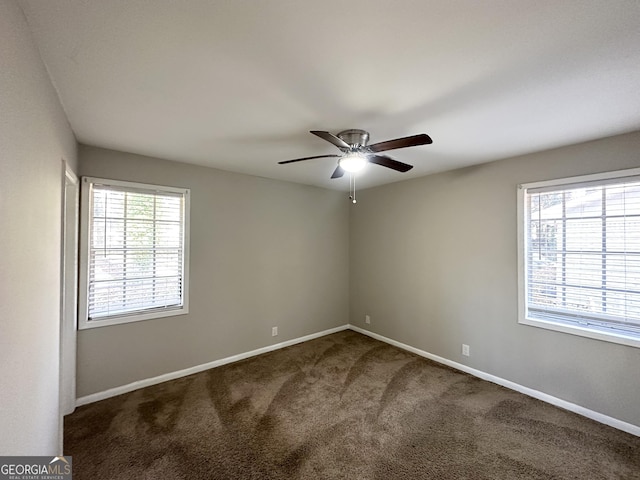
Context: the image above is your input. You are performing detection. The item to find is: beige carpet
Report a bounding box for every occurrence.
[65,331,640,479]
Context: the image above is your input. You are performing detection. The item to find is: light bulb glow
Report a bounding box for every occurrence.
[339,153,367,172]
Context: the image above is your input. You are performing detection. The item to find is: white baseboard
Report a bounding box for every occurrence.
[76,324,349,407]
[75,322,639,437]
[349,325,640,437]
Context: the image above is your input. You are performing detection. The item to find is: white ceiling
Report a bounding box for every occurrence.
[19,0,640,191]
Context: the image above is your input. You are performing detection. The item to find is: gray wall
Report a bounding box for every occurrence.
[350,131,640,427]
[0,0,77,455]
[77,145,349,396]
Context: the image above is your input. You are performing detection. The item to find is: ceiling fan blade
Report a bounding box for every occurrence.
[331,165,345,179]
[368,154,414,173]
[278,154,341,165]
[368,133,432,153]
[310,130,350,150]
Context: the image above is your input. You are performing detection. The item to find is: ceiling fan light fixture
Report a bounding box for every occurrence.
[339,152,367,173]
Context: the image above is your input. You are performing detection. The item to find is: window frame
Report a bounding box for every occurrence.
[78,176,190,329]
[517,167,640,349]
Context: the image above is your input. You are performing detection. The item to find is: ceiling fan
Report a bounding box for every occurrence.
[278,129,433,179]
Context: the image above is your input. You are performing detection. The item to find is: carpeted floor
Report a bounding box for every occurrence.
[65,331,640,479]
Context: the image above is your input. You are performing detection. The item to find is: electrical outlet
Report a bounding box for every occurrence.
[365,315,371,324]
[272,326,278,337]
[462,344,470,356]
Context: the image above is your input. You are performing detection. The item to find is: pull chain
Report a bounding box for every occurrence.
[348,173,357,204]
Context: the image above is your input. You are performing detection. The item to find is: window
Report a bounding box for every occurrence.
[79,177,190,329]
[518,168,640,348]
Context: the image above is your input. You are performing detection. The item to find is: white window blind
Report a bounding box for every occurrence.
[521,170,640,344]
[80,177,189,328]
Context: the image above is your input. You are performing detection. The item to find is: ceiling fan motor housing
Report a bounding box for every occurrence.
[337,129,370,149]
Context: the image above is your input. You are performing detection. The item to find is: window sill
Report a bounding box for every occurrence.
[78,306,188,330]
[519,315,640,349]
